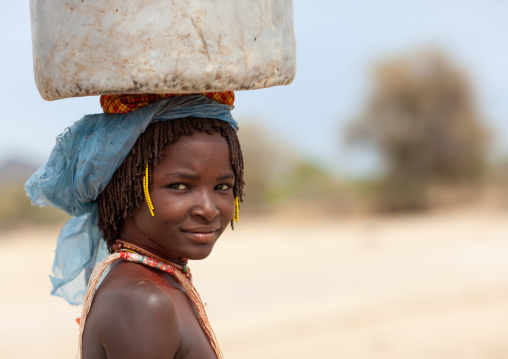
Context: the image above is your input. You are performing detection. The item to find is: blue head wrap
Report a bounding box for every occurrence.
[25,95,237,305]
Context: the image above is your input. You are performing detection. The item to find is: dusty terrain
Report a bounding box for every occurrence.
[1,208,508,358]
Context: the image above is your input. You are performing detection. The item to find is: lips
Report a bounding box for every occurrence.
[183,227,221,233]
[181,227,220,244]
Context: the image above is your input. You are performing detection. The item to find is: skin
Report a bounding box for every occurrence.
[83,131,235,359]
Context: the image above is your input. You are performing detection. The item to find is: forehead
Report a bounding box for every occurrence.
[156,131,232,171]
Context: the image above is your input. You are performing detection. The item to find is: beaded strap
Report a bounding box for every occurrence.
[78,253,122,359]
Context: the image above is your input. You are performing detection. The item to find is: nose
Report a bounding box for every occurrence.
[191,191,220,221]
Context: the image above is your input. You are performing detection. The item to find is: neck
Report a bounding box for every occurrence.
[115,218,189,268]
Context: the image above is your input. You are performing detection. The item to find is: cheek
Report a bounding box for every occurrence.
[150,189,201,221]
[218,196,235,220]
[151,194,187,219]
[131,203,153,232]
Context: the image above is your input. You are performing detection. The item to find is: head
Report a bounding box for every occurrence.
[97,117,244,258]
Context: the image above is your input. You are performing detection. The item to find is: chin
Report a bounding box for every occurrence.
[185,244,216,261]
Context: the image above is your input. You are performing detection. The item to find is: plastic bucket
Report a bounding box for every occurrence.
[30,0,296,100]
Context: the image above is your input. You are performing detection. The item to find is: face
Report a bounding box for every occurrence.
[132,131,235,260]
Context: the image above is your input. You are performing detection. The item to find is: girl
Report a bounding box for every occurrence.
[26,93,244,358]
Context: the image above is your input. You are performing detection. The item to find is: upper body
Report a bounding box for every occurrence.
[82,260,216,359]
[25,94,244,359]
[82,125,243,358]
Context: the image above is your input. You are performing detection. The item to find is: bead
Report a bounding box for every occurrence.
[143,162,155,216]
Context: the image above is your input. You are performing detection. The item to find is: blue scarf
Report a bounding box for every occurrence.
[25,95,237,305]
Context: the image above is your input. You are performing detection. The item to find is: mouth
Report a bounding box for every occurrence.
[181,227,220,244]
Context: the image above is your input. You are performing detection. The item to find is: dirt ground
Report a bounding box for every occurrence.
[1,207,508,359]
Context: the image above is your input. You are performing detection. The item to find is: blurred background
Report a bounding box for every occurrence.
[1,1,508,358]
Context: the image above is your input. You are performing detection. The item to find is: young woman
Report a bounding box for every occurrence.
[25,93,244,359]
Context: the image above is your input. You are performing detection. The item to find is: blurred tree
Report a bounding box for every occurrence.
[346,48,488,211]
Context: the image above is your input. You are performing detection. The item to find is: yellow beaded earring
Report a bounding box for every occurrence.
[143,162,155,216]
[233,197,239,223]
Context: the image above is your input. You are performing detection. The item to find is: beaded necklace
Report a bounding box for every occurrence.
[112,240,192,279]
[77,246,223,359]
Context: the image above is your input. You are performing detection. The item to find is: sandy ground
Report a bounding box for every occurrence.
[1,208,508,358]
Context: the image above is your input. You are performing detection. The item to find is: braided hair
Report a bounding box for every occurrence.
[97,117,244,251]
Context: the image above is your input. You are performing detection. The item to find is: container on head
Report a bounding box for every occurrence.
[29,0,296,101]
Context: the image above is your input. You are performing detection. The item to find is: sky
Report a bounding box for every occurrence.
[1,1,507,176]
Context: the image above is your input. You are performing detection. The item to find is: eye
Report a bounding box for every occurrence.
[168,183,189,190]
[215,183,232,191]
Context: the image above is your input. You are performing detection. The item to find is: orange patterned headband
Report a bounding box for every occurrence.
[100,92,235,114]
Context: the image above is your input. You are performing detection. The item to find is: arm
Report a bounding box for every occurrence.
[85,280,181,359]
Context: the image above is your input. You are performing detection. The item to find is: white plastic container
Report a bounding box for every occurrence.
[29,0,296,101]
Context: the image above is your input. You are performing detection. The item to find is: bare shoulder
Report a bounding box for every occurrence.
[82,261,181,359]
